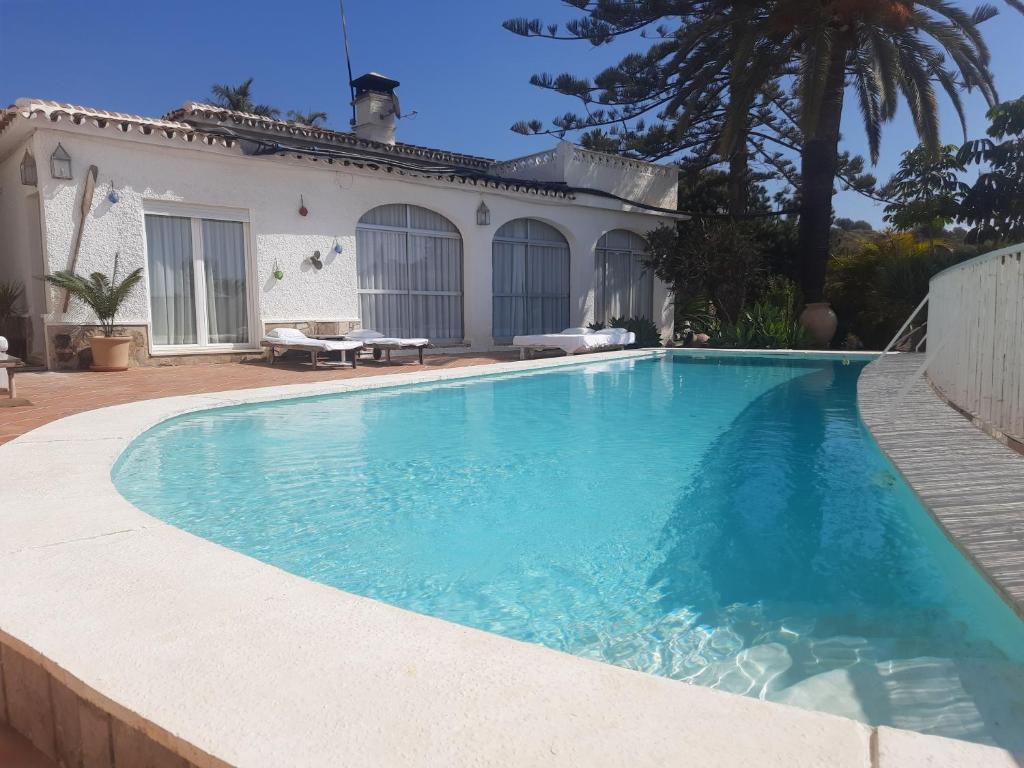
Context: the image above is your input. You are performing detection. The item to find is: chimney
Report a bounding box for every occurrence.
[351,72,401,145]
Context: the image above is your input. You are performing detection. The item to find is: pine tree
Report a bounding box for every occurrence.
[506,1,1014,303]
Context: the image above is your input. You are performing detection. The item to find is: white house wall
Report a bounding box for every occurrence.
[491,142,679,210]
[30,126,674,356]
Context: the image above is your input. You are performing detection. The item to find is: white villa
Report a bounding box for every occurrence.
[0,74,680,368]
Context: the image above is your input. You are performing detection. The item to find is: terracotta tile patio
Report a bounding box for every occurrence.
[0,352,520,445]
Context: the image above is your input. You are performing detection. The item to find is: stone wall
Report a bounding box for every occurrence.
[47,325,149,370]
[262,319,360,337]
[0,639,208,768]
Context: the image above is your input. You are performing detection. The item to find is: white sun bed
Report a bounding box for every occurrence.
[261,328,363,369]
[512,327,636,359]
[343,329,431,364]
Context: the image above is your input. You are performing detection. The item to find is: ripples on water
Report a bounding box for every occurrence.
[114,355,1024,749]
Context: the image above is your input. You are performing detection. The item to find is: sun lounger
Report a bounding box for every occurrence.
[343,329,430,364]
[261,328,363,369]
[512,327,636,359]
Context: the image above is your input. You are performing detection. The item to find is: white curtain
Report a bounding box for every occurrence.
[356,205,463,340]
[597,230,653,323]
[602,251,631,321]
[492,219,569,338]
[632,255,654,321]
[409,234,461,339]
[145,215,196,346]
[492,240,526,338]
[202,219,249,343]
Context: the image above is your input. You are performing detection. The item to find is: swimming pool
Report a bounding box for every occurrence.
[113,353,1024,748]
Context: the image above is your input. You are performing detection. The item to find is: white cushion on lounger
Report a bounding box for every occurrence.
[345,329,385,341]
[562,327,592,335]
[345,329,428,347]
[262,329,361,352]
[601,330,636,346]
[321,339,363,352]
[594,327,629,334]
[266,327,309,341]
[512,333,602,355]
[513,328,636,355]
[369,338,430,347]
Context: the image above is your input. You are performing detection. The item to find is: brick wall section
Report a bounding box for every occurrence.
[0,641,208,768]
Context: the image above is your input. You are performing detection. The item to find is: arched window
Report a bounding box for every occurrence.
[596,230,653,323]
[492,219,570,339]
[357,204,463,341]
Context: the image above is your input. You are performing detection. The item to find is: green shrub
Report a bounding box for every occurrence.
[715,277,810,349]
[826,233,973,349]
[676,294,720,339]
[0,280,25,333]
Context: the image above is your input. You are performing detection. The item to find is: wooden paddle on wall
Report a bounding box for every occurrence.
[61,164,99,313]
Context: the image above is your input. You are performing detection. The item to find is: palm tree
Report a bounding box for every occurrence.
[44,255,144,337]
[510,0,1016,311]
[287,110,329,127]
[210,78,281,119]
[723,0,1012,303]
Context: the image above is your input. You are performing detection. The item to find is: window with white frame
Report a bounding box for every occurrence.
[492,218,570,339]
[595,230,653,323]
[356,204,463,341]
[144,210,252,348]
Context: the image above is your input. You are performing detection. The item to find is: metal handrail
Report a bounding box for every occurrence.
[882,293,929,355]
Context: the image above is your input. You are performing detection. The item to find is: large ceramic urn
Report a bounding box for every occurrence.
[799,302,838,347]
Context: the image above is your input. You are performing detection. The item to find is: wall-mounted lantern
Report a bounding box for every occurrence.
[19,150,37,186]
[50,143,72,180]
[333,239,343,255]
[476,200,491,226]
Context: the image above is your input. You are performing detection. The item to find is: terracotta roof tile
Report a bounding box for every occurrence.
[165,101,495,170]
[0,98,574,200]
[0,99,236,147]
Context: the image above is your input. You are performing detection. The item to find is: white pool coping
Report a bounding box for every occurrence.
[0,349,1017,767]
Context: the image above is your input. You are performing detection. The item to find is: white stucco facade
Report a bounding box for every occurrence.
[0,100,679,366]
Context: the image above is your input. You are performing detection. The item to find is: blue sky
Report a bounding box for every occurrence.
[2,0,1022,225]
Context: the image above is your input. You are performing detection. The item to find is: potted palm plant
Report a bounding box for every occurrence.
[45,255,144,371]
[0,280,26,359]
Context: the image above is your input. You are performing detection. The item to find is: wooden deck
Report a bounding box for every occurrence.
[859,354,1024,617]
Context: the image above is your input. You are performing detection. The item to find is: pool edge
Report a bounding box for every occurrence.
[0,349,1017,767]
[858,354,1024,622]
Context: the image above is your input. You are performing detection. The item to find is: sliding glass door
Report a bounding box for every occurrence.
[145,212,251,349]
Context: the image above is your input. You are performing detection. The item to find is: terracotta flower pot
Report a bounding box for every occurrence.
[799,302,838,348]
[89,335,132,371]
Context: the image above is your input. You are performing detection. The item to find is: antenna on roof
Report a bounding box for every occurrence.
[339,0,357,128]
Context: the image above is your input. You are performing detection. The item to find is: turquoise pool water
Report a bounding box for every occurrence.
[113,354,1024,747]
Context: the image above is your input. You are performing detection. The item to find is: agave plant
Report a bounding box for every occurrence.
[45,254,144,337]
[0,280,24,325]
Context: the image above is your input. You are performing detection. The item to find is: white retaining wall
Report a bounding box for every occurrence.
[928,243,1024,442]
